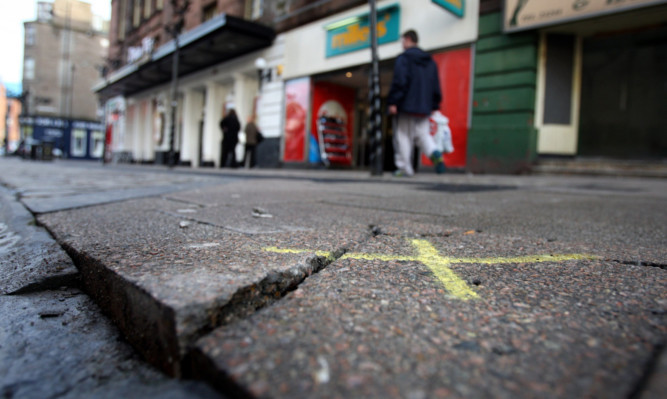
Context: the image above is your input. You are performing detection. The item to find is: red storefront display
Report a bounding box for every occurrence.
[422,47,471,168]
[283,78,311,162]
[310,82,356,166]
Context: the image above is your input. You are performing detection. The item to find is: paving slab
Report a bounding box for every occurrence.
[0,287,221,399]
[192,231,666,398]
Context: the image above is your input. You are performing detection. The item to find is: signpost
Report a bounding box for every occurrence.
[368,0,383,176]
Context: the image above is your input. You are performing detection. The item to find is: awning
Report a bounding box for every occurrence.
[94,14,275,101]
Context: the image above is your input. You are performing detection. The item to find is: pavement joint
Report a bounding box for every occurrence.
[265,238,600,301]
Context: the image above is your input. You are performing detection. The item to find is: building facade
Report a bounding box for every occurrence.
[21,0,109,160]
[98,0,666,172]
[468,0,667,173]
[97,0,480,170]
[1,84,23,154]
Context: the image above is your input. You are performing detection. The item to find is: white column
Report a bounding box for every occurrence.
[129,103,142,161]
[142,100,154,161]
[202,82,226,167]
[181,89,196,166]
[233,73,257,161]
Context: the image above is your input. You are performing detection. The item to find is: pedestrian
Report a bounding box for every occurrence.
[243,115,261,168]
[387,29,446,176]
[219,108,240,168]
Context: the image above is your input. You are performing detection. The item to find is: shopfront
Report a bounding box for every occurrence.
[505,0,667,160]
[280,0,480,171]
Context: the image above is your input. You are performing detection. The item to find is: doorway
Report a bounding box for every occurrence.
[578,25,667,159]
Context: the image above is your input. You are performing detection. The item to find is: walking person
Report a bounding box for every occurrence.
[387,30,446,176]
[243,115,261,168]
[219,108,240,168]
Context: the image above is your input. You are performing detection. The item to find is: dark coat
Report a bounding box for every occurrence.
[219,114,240,145]
[387,47,442,115]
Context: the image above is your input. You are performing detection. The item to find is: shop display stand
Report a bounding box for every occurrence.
[317,116,351,166]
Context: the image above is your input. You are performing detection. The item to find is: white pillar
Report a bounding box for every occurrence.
[129,103,142,161]
[202,82,226,167]
[233,73,256,161]
[181,89,205,167]
[142,100,154,161]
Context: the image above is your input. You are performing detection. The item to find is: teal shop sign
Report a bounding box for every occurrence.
[325,4,400,58]
[432,0,464,18]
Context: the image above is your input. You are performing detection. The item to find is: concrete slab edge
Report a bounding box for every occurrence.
[46,224,356,382]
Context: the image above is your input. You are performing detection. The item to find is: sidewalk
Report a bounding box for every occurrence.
[1,158,665,398]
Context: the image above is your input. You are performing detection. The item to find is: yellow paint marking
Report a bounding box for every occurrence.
[263,240,599,301]
[410,239,479,300]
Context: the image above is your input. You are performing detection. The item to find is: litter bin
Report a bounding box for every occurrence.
[41,141,54,161]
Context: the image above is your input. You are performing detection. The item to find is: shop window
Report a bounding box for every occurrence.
[543,34,575,125]
[90,131,105,158]
[71,129,87,157]
[24,58,35,80]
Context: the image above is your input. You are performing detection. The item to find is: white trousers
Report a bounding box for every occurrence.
[393,114,436,176]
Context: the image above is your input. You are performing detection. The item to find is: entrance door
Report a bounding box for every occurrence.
[578,25,667,159]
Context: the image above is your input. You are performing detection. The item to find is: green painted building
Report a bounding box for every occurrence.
[468,0,667,174]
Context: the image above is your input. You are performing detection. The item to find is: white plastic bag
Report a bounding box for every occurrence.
[431,111,454,154]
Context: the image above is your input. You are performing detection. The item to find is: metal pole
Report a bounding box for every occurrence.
[168,37,179,167]
[368,0,383,176]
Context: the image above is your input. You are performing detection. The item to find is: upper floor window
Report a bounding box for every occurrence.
[25,25,36,46]
[133,0,141,27]
[24,58,35,80]
[144,0,152,18]
[118,0,127,40]
[245,0,264,20]
[202,3,216,23]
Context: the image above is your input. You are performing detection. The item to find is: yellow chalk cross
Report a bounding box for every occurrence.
[264,239,598,301]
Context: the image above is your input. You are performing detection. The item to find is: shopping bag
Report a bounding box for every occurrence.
[430,111,454,154]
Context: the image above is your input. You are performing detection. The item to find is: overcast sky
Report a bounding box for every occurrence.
[0,0,111,88]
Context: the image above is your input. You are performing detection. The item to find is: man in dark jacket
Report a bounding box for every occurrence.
[219,109,240,168]
[388,30,445,176]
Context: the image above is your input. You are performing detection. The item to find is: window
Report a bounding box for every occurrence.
[118,0,127,40]
[245,0,264,20]
[156,0,164,10]
[24,58,35,80]
[133,0,141,27]
[144,0,152,18]
[202,3,216,22]
[90,131,105,158]
[71,129,87,157]
[25,25,35,46]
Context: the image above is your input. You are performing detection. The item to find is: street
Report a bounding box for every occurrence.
[1,157,665,398]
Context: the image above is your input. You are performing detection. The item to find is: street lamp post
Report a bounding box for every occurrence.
[368,0,383,176]
[167,0,190,168]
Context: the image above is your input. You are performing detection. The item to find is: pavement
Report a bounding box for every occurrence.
[0,157,665,399]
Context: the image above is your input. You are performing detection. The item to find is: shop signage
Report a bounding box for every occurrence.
[432,0,465,18]
[504,0,667,32]
[325,4,400,58]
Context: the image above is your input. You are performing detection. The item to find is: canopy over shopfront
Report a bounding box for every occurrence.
[94,14,275,101]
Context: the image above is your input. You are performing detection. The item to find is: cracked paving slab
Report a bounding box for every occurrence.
[191,231,666,399]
